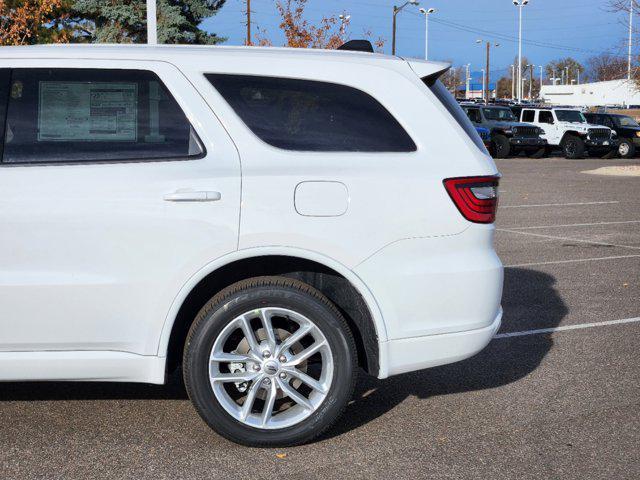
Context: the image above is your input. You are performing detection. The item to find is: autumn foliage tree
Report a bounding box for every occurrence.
[256,0,384,50]
[0,0,70,45]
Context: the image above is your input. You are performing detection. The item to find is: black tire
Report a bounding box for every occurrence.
[183,276,357,447]
[492,134,511,158]
[617,139,636,158]
[561,135,585,159]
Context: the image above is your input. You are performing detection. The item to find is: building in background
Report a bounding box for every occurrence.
[456,71,496,100]
[540,79,640,107]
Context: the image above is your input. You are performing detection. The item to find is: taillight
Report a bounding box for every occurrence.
[443,176,500,224]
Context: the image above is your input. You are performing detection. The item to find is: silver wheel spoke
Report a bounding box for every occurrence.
[261,381,278,427]
[257,309,277,352]
[276,323,313,356]
[285,340,327,367]
[240,377,263,421]
[277,378,313,410]
[211,371,259,383]
[239,315,261,354]
[210,352,253,363]
[285,368,328,394]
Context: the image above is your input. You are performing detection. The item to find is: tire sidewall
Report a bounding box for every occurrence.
[184,284,355,446]
[493,134,510,158]
[562,136,584,159]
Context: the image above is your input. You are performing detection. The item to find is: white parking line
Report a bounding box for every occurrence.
[505,254,640,268]
[494,317,640,339]
[501,201,619,208]
[500,220,640,230]
[498,228,640,251]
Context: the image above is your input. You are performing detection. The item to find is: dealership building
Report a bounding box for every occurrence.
[540,79,640,107]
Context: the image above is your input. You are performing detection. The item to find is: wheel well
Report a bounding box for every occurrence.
[561,131,581,143]
[165,255,379,378]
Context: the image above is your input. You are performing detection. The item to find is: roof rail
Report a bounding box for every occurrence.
[337,40,374,53]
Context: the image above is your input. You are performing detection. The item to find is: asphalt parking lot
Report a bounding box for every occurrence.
[1,156,639,480]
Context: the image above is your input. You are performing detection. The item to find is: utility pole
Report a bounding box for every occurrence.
[146,0,157,44]
[246,0,252,45]
[392,1,419,56]
[481,68,486,101]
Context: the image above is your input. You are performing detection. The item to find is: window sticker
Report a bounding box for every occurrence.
[37,82,138,142]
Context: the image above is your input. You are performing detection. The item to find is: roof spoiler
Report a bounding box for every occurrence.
[337,40,374,53]
[404,59,451,86]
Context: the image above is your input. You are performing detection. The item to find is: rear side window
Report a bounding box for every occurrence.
[2,69,204,164]
[522,110,535,122]
[206,74,416,152]
[465,108,482,123]
[427,80,486,152]
[539,111,554,124]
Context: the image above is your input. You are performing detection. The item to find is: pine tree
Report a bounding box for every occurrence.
[70,0,226,44]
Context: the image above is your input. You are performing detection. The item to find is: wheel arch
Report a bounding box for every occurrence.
[158,248,386,379]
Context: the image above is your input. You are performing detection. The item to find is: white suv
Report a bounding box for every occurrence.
[519,107,616,158]
[0,44,503,447]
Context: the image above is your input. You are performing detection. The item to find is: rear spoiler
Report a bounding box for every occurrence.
[404,59,451,86]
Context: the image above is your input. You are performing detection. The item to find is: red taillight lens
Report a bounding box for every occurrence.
[444,176,500,224]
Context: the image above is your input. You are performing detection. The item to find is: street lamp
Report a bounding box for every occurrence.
[513,0,529,102]
[392,0,420,55]
[466,63,471,99]
[419,7,436,60]
[511,64,515,99]
[477,39,500,103]
[526,64,534,100]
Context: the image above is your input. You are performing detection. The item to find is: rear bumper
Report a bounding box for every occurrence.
[379,308,502,378]
[353,226,503,378]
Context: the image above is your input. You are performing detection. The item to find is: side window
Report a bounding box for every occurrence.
[602,116,614,128]
[3,68,204,164]
[206,74,416,152]
[466,108,481,123]
[0,69,10,161]
[539,111,554,124]
[522,110,535,122]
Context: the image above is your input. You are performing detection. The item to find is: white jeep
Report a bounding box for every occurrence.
[519,107,616,159]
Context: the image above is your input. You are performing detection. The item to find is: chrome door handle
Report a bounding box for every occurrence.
[163,191,222,202]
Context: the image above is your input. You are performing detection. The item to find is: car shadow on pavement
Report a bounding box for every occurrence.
[0,267,568,442]
[321,266,568,440]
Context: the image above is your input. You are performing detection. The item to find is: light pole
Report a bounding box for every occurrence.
[466,64,471,99]
[526,64,534,100]
[419,8,436,60]
[513,0,529,103]
[477,39,499,103]
[576,68,580,85]
[539,65,543,88]
[392,0,420,55]
[146,0,157,44]
[629,0,635,81]
[511,64,515,99]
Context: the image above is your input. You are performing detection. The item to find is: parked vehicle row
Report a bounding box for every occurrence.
[461,100,640,159]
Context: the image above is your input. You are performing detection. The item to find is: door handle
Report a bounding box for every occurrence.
[163,191,222,202]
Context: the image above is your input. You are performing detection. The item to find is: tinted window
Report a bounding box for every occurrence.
[3,69,203,164]
[465,108,482,123]
[206,74,415,152]
[555,109,586,123]
[539,111,554,124]
[482,107,517,121]
[616,115,640,127]
[0,69,10,160]
[522,110,535,122]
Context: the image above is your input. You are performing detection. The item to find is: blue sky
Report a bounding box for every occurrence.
[200,0,632,79]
